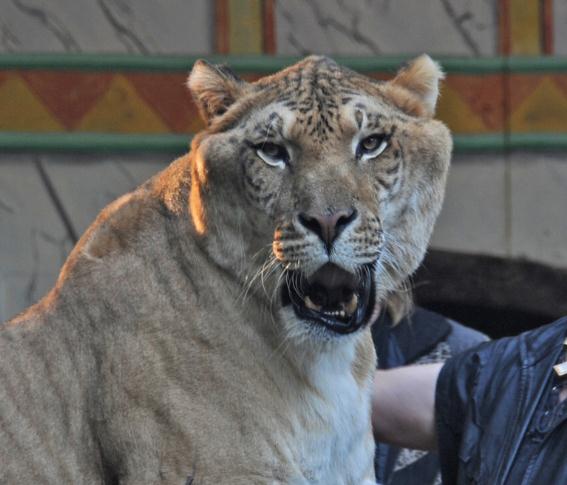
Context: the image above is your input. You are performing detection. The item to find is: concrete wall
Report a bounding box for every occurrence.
[4,0,567,56]
[0,0,500,57]
[275,0,498,56]
[0,0,214,54]
[552,0,567,55]
[0,153,170,322]
[432,152,567,268]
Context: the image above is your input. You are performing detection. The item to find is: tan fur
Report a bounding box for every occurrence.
[352,335,376,387]
[0,55,451,484]
[388,54,444,117]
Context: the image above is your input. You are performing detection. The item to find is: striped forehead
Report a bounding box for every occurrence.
[271,99,339,142]
[347,97,390,130]
[249,109,363,149]
[249,107,293,139]
[250,100,338,142]
[262,63,358,141]
[250,94,394,142]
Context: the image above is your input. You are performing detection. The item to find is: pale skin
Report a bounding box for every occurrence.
[372,362,567,452]
[372,363,442,451]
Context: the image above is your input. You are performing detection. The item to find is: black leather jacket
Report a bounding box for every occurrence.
[436,317,567,484]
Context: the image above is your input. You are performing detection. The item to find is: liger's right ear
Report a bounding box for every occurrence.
[187,60,246,125]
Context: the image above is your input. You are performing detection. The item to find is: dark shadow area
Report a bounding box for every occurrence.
[413,250,567,339]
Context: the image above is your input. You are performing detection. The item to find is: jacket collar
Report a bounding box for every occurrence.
[372,307,451,366]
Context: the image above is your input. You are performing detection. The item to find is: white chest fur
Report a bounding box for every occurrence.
[284,338,376,484]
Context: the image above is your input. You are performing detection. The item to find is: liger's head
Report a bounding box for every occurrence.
[186,55,452,341]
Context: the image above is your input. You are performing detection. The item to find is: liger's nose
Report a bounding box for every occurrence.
[298,208,358,251]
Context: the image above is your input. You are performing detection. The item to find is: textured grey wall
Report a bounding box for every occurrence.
[0,0,500,56]
[0,153,169,321]
[554,0,567,56]
[431,153,567,269]
[0,0,213,54]
[275,0,498,56]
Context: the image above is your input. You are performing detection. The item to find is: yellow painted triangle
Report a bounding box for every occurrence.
[186,116,205,133]
[510,78,567,132]
[436,84,489,134]
[76,74,168,134]
[0,74,63,131]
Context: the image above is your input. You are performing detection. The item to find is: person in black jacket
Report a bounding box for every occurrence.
[371,308,488,485]
[373,317,567,485]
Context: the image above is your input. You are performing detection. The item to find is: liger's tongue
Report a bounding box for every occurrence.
[303,264,360,317]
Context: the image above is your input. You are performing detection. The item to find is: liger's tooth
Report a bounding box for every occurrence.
[343,294,359,315]
[304,295,322,311]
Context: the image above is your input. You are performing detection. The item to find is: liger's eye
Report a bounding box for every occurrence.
[357,134,388,160]
[255,142,289,169]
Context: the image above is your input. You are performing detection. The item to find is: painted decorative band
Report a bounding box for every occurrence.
[0,132,190,153]
[2,53,567,74]
[2,55,567,142]
[1,132,566,153]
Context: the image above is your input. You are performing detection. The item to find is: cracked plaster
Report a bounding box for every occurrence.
[0,0,213,53]
[275,0,497,56]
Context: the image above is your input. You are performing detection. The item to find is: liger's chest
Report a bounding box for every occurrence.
[280,346,376,484]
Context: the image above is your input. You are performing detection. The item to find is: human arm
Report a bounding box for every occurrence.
[371,363,442,451]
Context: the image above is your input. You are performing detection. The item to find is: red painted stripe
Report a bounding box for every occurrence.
[542,0,554,55]
[215,0,230,54]
[262,0,276,54]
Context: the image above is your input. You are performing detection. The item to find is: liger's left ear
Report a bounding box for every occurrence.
[187,60,246,125]
[388,54,444,117]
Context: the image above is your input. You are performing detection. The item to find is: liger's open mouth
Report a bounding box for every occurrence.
[281,263,376,335]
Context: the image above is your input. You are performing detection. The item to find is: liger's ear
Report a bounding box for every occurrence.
[187,60,246,125]
[388,54,444,117]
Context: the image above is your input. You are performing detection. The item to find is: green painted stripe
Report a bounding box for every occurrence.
[452,134,506,151]
[507,133,567,149]
[0,53,408,72]
[1,132,567,153]
[454,133,567,151]
[0,132,190,153]
[505,56,567,73]
[1,53,567,74]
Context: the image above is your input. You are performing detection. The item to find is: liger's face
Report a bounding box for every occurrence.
[190,55,452,340]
